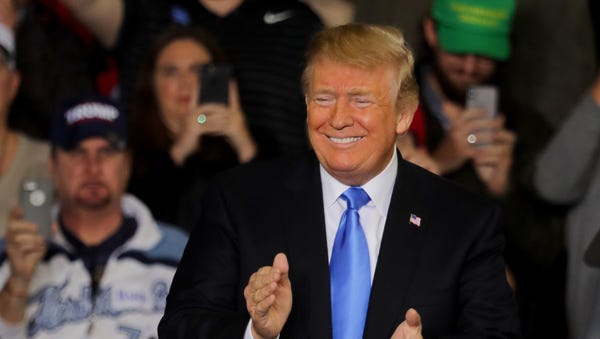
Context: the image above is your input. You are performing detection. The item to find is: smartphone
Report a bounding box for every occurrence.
[20,178,54,239]
[466,85,498,118]
[198,64,232,104]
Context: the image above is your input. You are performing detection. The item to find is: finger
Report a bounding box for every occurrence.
[253,293,276,317]
[469,131,495,145]
[474,142,512,159]
[272,253,289,282]
[273,253,288,273]
[493,130,517,145]
[405,308,422,329]
[244,278,258,311]
[253,266,276,289]
[9,206,24,220]
[461,107,488,121]
[10,232,45,250]
[7,219,40,238]
[254,281,278,304]
[492,113,507,126]
[473,152,501,167]
[229,80,242,112]
[20,245,47,258]
[463,119,497,134]
[244,271,274,309]
[197,102,228,114]
[440,102,462,122]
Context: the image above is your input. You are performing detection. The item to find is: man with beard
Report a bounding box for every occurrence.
[0,95,188,338]
[414,1,569,337]
[414,0,516,197]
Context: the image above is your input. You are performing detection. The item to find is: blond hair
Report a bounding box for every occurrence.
[302,23,419,114]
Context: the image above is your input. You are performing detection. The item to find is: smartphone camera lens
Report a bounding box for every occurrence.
[29,190,47,207]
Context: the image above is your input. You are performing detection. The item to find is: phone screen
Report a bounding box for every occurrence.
[466,85,498,118]
[199,64,232,104]
[20,178,54,239]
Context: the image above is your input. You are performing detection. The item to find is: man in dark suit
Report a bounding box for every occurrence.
[158,23,519,339]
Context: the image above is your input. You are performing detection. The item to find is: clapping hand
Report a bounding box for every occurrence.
[244,253,292,339]
[391,308,423,339]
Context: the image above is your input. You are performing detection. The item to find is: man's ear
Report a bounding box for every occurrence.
[423,17,438,50]
[395,106,416,135]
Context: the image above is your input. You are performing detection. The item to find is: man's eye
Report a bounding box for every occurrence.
[353,97,372,108]
[314,96,335,105]
[98,148,118,158]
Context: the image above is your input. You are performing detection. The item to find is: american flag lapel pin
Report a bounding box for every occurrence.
[409,213,422,227]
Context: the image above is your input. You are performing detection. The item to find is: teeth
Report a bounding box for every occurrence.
[329,136,362,143]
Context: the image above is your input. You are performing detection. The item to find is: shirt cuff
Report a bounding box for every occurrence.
[243,320,280,339]
[243,320,254,339]
[0,317,26,339]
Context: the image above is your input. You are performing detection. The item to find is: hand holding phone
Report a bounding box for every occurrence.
[20,178,54,239]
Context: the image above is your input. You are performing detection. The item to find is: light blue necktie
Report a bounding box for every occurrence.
[330,186,371,339]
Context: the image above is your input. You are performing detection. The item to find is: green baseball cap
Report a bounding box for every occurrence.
[432,0,516,61]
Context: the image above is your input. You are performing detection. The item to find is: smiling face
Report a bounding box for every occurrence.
[306,59,414,185]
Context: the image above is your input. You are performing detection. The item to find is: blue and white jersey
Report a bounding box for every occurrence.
[0,194,188,339]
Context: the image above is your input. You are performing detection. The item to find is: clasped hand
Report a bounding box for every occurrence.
[172,81,256,164]
[434,105,515,195]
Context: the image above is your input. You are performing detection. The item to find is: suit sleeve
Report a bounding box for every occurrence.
[452,204,520,338]
[158,181,249,338]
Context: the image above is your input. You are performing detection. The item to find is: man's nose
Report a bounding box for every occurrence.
[330,100,353,129]
[462,54,478,75]
[83,154,102,173]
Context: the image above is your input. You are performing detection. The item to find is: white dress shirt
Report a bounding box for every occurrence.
[245,152,399,338]
[320,152,398,282]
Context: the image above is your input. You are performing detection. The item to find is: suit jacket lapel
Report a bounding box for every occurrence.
[364,158,430,338]
[281,154,333,338]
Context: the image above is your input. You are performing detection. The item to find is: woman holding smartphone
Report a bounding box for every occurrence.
[127,25,256,231]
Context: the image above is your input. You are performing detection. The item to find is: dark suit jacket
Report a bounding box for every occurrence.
[158,152,519,338]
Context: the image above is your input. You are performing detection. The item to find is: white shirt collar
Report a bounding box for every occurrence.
[320,151,398,213]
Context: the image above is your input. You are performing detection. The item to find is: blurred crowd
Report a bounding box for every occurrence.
[0,0,598,338]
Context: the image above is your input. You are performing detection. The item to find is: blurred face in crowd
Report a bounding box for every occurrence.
[51,138,131,211]
[153,38,212,132]
[434,50,496,98]
[0,53,19,116]
[306,58,413,186]
[424,18,497,100]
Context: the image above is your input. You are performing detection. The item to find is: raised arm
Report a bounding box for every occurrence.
[60,0,124,48]
[0,208,47,329]
[534,74,600,204]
